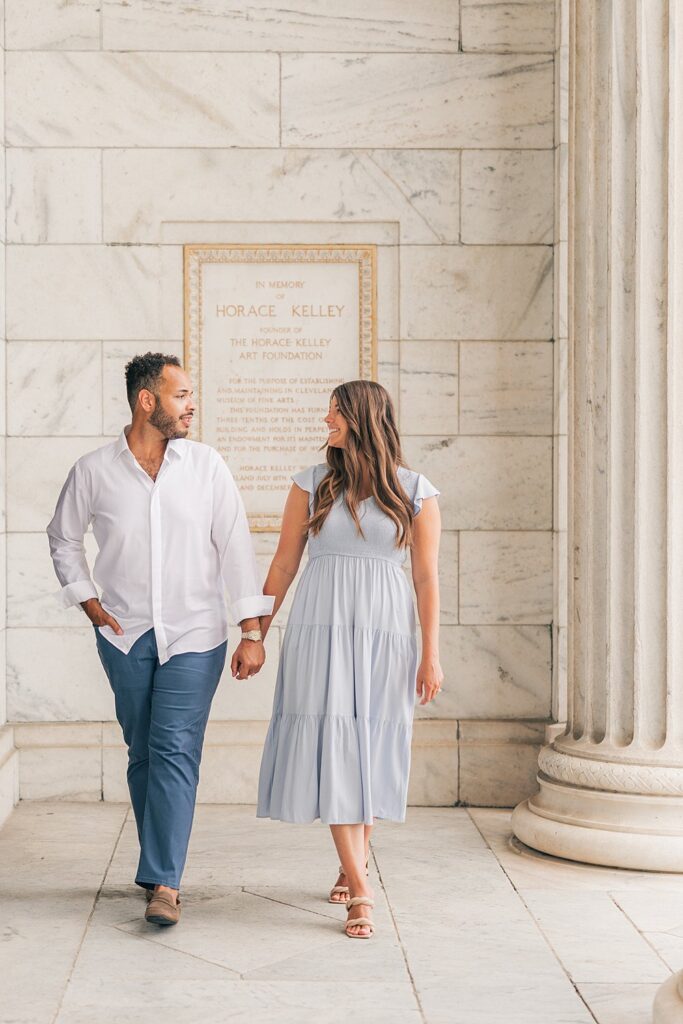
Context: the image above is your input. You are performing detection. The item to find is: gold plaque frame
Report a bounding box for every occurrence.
[183,243,377,530]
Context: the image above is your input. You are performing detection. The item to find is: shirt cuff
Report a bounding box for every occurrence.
[230,594,275,625]
[56,580,98,609]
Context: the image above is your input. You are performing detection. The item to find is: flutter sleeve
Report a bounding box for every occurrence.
[291,463,327,511]
[412,473,440,515]
[291,465,318,493]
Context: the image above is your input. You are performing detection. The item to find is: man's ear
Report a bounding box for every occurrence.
[138,388,156,414]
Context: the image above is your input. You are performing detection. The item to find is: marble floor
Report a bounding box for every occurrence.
[0,803,680,1024]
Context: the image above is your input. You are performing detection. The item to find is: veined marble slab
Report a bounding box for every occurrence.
[461,0,556,54]
[372,811,594,1023]
[402,435,552,530]
[461,150,554,244]
[7,149,102,244]
[6,0,100,50]
[576,983,663,1024]
[437,530,459,625]
[7,436,116,532]
[522,891,670,984]
[102,148,459,244]
[7,246,167,341]
[0,731,18,826]
[7,341,102,436]
[0,537,6,631]
[282,53,553,149]
[401,246,553,340]
[7,626,116,722]
[8,532,99,629]
[0,803,130,1024]
[0,635,7,728]
[20,746,103,801]
[0,149,5,246]
[162,221,399,246]
[376,247,399,340]
[610,891,683,935]
[101,0,460,52]
[6,53,279,147]
[399,340,458,435]
[458,720,544,807]
[378,339,399,402]
[408,721,458,807]
[0,438,6,537]
[459,341,553,435]
[459,531,553,624]
[417,624,551,720]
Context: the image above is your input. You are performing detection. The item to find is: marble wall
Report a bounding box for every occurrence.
[0,8,19,827]
[3,0,558,808]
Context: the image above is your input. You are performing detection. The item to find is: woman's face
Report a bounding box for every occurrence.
[324,395,349,448]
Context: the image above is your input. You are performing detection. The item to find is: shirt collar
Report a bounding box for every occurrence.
[166,438,186,460]
[113,430,131,460]
[113,429,186,461]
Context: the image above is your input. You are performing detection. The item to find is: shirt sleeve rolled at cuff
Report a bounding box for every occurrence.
[56,579,98,609]
[230,594,275,626]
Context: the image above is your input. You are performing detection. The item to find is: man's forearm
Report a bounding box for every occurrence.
[239,617,261,632]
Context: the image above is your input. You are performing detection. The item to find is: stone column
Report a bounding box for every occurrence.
[512,0,683,878]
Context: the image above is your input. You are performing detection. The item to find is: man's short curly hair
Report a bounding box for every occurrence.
[124,352,182,413]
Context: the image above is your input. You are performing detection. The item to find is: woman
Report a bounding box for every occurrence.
[256,380,443,939]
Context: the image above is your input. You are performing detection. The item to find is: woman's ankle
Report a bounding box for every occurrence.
[348,880,372,898]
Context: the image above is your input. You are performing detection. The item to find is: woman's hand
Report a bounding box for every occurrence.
[416,655,444,705]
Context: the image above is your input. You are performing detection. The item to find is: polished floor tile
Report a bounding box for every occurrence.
[0,803,678,1024]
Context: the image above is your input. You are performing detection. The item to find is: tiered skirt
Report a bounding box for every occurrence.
[257,553,418,825]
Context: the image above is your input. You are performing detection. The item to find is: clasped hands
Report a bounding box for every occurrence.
[230,638,265,681]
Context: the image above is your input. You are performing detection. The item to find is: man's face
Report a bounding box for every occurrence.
[147,365,196,439]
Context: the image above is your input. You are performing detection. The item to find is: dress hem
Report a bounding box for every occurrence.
[255,810,406,826]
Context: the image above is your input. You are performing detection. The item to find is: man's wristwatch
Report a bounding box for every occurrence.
[241,629,263,642]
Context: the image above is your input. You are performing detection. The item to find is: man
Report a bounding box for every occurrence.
[47,353,273,926]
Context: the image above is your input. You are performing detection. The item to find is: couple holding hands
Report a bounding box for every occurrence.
[47,353,442,940]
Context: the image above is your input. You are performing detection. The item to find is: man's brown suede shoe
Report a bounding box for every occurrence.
[145,891,181,926]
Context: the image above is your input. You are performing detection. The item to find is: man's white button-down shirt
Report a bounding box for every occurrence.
[47,430,274,664]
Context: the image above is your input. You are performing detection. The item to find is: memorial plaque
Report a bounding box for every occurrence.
[184,244,377,530]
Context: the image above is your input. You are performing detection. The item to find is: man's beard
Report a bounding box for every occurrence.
[149,399,188,440]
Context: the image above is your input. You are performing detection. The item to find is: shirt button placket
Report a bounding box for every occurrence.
[150,480,169,663]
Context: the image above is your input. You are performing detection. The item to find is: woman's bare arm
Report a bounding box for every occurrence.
[259,483,310,640]
[410,496,443,704]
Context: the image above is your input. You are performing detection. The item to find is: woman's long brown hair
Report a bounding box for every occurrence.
[308,380,415,548]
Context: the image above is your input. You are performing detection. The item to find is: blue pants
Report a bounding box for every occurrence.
[95,628,227,890]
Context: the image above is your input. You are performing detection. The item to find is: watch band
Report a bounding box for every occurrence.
[241,629,263,642]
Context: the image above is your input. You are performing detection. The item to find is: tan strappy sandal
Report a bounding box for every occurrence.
[328,865,350,904]
[328,858,370,904]
[344,896,375,939]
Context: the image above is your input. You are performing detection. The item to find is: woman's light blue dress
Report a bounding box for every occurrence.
[256,463,440,825]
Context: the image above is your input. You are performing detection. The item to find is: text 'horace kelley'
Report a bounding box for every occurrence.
[215,304,345,318]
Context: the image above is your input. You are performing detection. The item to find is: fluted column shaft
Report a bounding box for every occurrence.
[513,0,683,876]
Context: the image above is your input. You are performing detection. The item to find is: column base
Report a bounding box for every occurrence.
[653,972,683,1023]
[512,772,683,872]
